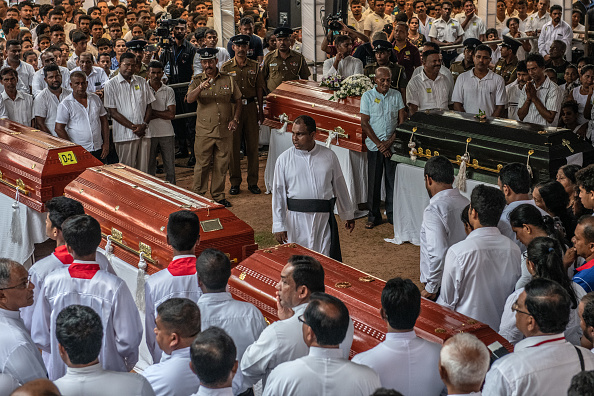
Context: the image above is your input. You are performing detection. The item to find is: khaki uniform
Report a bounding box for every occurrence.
[187,71,242,201]
[112,63,148,79]
[221,57,266,188]
[494,56,519,85]
[261,49,311,93]
[364,61,408,90]
[450,60,473,83]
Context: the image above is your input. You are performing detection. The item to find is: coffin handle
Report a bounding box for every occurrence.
[0,171,30,195]
[101,232,158,265]
[274,114,349,139]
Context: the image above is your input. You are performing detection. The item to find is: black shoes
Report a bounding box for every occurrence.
[217,199,232,207]
[186,156,196,167]
[175,150,189,159]
[248,185,261,194]
[229,186,240,195]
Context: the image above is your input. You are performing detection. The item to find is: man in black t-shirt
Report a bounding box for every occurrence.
[226,16,264,62]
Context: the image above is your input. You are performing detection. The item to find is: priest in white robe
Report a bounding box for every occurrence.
[272,115,355,261]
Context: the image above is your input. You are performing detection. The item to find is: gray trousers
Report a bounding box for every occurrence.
[148,136,176,184]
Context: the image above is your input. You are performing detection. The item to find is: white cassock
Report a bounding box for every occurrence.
[272,145,355,258]
[351,331,446,396]
[54,363,155,396]
[0,308,47,385]
[482,334,594,396]
[144,255,202,364]
[419,188,470,294]
[262,347,381,396]
[499,283,585,346]
[21,245,115,332]
[0,373,19,395]
[198,292,267,394]
[31,261,142,380]
[436,227,522,332]
[142,346,199,396]
[241,303,355,389]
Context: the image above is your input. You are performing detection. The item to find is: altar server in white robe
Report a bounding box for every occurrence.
[263,293,381,396]
[419,156,470,301]
[32,214,142,380]
[352,278,446,395]
[241,255,354,388]
[0,259,47,385]
[272,115,356,261]
[142,298,200,396]
[322,35,363,79]
[437,185,522,332]
[196,249,266,395]
[21,196,115,332]
[145,210,202,364]
[54,305,155,396]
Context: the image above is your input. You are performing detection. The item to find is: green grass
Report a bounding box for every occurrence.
[254,231,277,249]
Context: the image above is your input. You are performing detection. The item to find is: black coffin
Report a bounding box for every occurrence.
[391,110,594,184]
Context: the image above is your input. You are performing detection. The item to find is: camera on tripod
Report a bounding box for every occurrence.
[156,14,178,48]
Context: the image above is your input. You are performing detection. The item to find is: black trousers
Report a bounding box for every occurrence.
[172,86,197,156]
[441,50,458,68]
[367,149,396,225]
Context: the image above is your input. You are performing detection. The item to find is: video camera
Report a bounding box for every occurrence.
[156,14,178,48]
[325,12,344,31]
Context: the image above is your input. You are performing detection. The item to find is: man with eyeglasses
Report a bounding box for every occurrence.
[0,258,47,385]
[483,278,594,395]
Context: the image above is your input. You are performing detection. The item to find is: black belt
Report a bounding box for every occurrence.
[243,97,256,104]
[286,197,342,261]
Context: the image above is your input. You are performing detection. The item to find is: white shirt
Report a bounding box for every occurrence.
[491,46,502,65]
[31,261,142,380]
[456,14,486,40]
[142,347,199,396]
[103,73,155,143]
[263,347,381,396]
[0,308,47,385]
[55,92,107,152]
[32,66,71,97]
[483,334,594,396]
[412,64,455,88]
[429,17,464,43]
[499,284,586,346]
[420,188,470,294]
[55,363,155,396]
[144,255,202,364]
[452,69,507,117]
[322,55,363,79]
[0,373,18,395]
[517,77,561,126]
[272,145,355,257]
[497,200,546,253]
[347,14,366,33]
[572,86,589,125]
[147,83,175,138]
[538,20,572,59]
[437,227,522,332]
[192,388,233,396]
[198,292,266,394]
[406,68,453,111]
[352,331,445,396]
[71,66,109,93]
[1,90,33,125]
[33,87,72,136]
[2,60,35,94]
[193,47,230,76]
[418,16,434,41]
[241,303,354,388]
[505,79,522,120]
[363,12,392,37]
[525,12,552,53]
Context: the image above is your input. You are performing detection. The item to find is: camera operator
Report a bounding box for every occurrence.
[159,18,197,166]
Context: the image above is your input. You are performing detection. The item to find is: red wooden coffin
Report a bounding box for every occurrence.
[0,120,102,212]
[263,80,366,152]
[230,243,513,358]
[64,164,258,274]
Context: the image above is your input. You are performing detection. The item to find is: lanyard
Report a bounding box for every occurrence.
[529,337,565,347]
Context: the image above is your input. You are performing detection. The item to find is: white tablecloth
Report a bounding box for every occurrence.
[0,193,48,267]
[387,163,498,246]
[264,128,370,207]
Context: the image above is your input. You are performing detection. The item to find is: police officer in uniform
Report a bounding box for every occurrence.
[450,38,480,83]
[494,36,521,85]
[112,39,149,78]
[261,27,311,93]
[364,40,407,99]
[221,34,266,196]
[187,47,242,207]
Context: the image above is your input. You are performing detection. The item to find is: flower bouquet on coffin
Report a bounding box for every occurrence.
[329,74,374,101]
[320,74,344,90]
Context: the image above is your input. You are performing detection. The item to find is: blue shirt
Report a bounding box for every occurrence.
[360,87,404,151]
[573,259,594,293]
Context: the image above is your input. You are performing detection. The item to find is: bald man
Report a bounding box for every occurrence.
[11,379,60,396]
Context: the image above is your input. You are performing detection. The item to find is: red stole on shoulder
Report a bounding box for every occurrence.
[54,245,74,265]
[167,257,197,276]
[68,262,100,279]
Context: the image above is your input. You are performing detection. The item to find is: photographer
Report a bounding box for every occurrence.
[159,18,197,166]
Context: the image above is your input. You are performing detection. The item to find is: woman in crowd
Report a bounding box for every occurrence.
[573,64,594,125]
[533,180,574,242]
[407,16,426,48]
[263,30,276,56]
[111,38,127,70]
[559,64,580,103]
[499,236,584,345]
[559,100,588,144]
[504,17,530,61]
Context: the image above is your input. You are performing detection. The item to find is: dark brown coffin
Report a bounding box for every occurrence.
[230,243,513,358]
[263,80,366,152]
[64,164,258,274]
[0,119,102,211]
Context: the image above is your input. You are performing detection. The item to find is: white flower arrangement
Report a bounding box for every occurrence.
[328,74,374,100]
[320,74,344,90]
